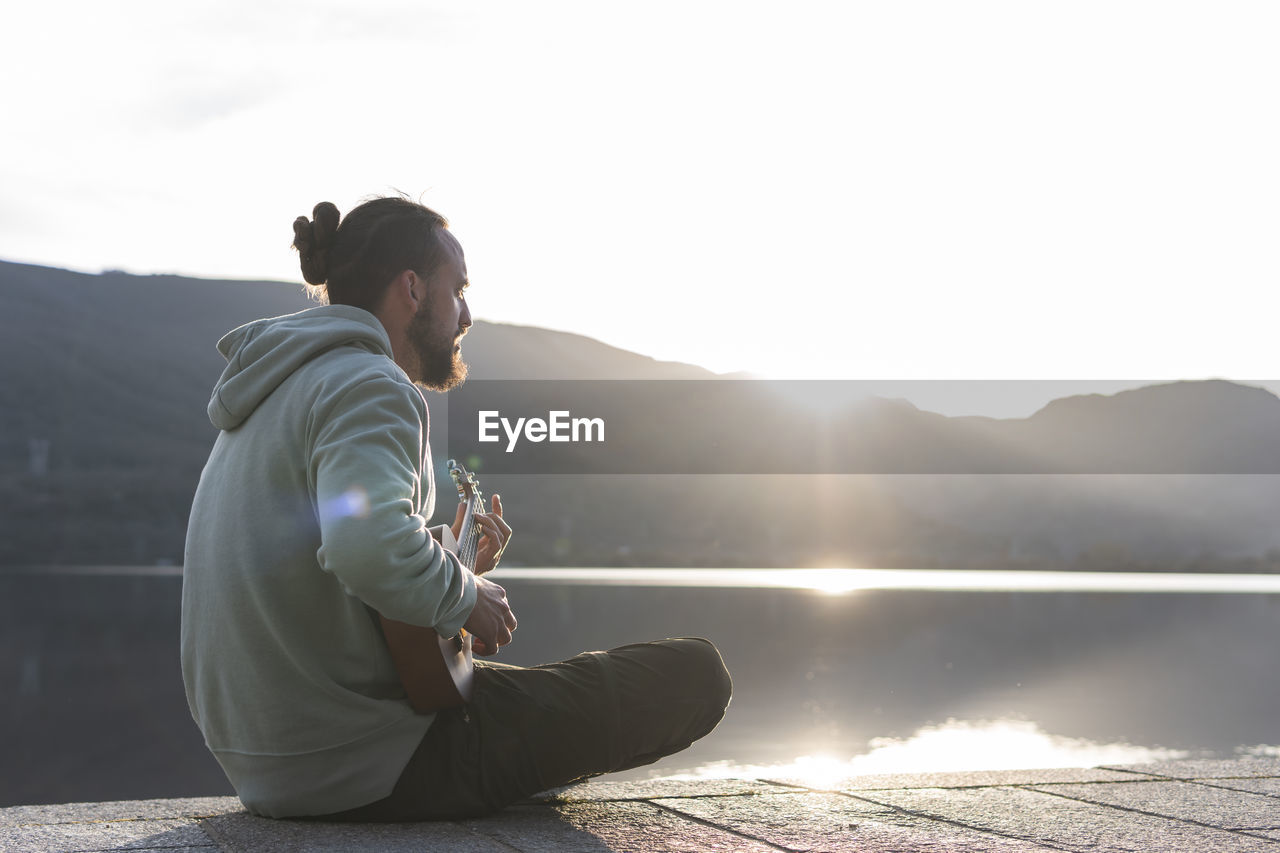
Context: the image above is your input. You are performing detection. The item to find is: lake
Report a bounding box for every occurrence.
[1,567,1277,806]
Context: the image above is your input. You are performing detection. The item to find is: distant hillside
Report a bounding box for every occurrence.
[463,321,714,380]
[3,259,1278,570]
[0,260,723,565]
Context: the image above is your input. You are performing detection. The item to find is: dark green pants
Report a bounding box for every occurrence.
[315,637,732,821]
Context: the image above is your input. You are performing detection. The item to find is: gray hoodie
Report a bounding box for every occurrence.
[182,305,476,817]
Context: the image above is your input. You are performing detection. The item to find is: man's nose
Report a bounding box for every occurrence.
[460,301,472,329]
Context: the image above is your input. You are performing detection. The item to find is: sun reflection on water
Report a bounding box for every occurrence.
[504,567,1280,594]
[668,718,1190,785]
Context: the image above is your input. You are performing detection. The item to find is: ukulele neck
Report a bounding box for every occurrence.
[447,459,482,574]
[456,498,480,572]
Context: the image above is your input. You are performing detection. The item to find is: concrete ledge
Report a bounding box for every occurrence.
[5,758,1279,852]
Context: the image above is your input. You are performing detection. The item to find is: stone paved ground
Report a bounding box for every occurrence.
[4,758,1279,852]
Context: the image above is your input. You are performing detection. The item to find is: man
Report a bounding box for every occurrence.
[181,196,731,820]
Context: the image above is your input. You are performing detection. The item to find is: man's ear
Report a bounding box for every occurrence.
[406,270,424,306]
[388,269,418,309]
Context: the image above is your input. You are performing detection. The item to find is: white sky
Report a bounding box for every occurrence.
[4,1,1279,415]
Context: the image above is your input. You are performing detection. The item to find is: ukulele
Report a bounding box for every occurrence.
[380,459,482,713]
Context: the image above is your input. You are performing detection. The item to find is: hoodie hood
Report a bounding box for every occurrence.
[208,305,394,431]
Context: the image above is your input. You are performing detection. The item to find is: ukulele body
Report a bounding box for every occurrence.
[381,459,483,713]
[380,618,474,712]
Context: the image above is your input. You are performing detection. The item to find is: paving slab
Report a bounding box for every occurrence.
[7,758,1280,852]
[1029,780,1280,832]
[0,796,242,828]
[865,785,1279,852]
[533,777,793,802]
[1105,757,1280,779]
[1198,778,1280,799]
[654,791,1058,852]
[0,818,216,853]
[468,800,784,852]
[199,812,509,853]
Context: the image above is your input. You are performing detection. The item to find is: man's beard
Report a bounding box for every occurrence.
[407,306,468,391]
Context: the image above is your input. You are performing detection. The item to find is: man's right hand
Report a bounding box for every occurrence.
[465,575,517,656]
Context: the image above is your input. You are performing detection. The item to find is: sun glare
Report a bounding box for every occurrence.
[666,719,1189,787]
[789,569,867,596]
[851,719,1187,775]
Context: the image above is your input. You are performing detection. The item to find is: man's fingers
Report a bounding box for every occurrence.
[477,514,510,550]
[470,497,511,563]
[478,514,502,539]
[467,629,511,656]
[498,588,516,633]
[468,506,513,575]
[475,518,499,552]
[475,624,511,653]
[490,496,511,542]
[465,577,514,648]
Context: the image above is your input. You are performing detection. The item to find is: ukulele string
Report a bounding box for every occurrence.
[459,497,479,571]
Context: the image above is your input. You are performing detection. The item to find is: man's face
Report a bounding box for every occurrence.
[407,229,472,391]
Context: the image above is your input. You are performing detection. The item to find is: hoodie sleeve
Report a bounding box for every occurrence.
[308,374,476,637]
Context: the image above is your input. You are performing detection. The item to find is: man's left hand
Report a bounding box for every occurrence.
[451,494,512,575]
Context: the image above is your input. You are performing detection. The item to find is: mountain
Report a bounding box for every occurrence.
[2,259,1278,569]
[995,380,1280,473]
[462,321,714,380]
[0,260,714,565]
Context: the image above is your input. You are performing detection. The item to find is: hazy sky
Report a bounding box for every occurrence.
[4,1,1278,413]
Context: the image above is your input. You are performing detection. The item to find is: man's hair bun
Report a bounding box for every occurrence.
[287,194,449,310]
[291,202,341,285]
